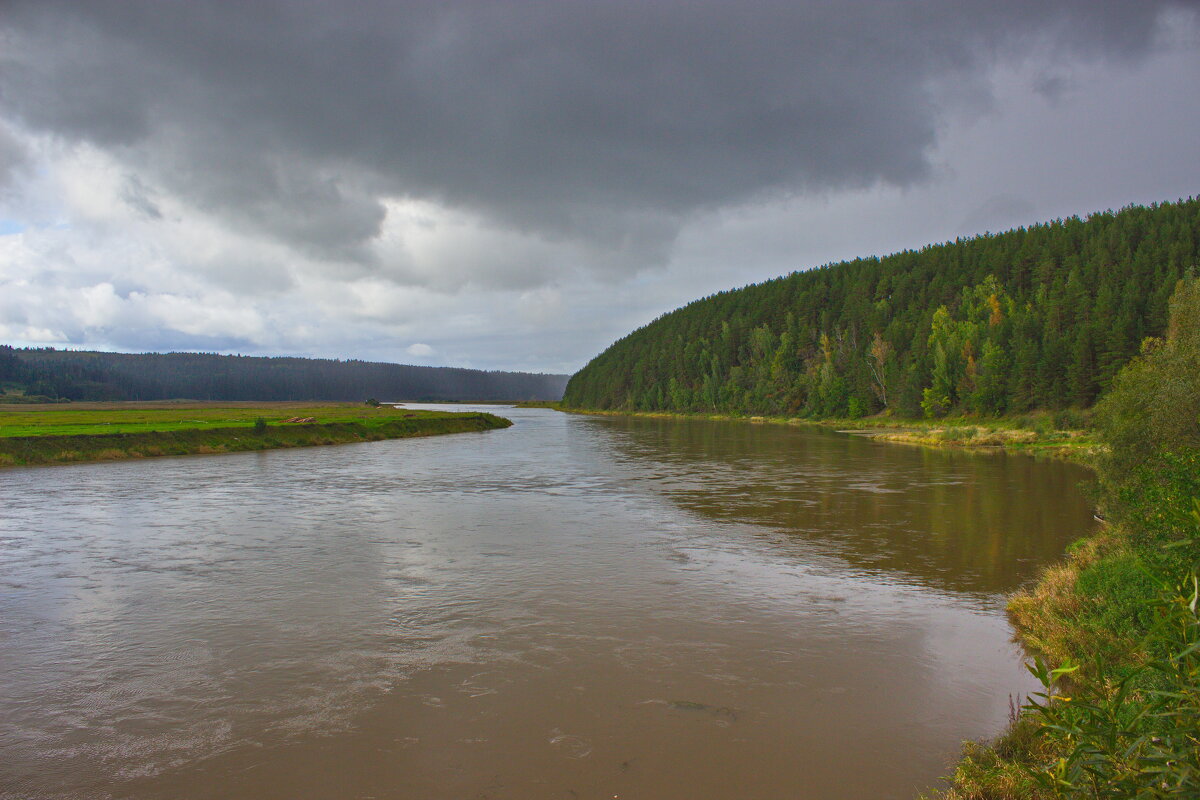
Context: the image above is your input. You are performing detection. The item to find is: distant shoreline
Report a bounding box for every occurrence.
[0,403,512,467]
[559,406,1097,463]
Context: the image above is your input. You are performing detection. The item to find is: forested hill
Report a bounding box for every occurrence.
[0,349,569,403]
[564,197,1200,417]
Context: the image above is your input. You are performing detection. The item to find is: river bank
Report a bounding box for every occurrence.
[560,406,1097,463]
[0,402,512,466]
[933,511,1198,798]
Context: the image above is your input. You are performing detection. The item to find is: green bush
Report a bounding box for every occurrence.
[1095,278,1200,489]
[1073,553,1160,646]
[1102,452,1200,587]
[1052,408,1086,431]
[1023,571,1200,799]
[938,425,977,443]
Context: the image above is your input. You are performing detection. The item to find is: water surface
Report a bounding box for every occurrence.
[0,407,1095,799]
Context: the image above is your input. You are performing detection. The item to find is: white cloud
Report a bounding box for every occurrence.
[405,343,434,358]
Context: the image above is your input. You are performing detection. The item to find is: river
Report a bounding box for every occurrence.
[0,406,1095,799]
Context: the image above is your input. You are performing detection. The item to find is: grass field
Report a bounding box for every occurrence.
[0,401,470,437]
[0,402,512,466]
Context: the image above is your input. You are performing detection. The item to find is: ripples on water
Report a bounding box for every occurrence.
[0,407,1095,799]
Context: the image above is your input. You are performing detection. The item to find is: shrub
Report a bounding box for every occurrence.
[938,425,977,443]
[1073,552,1160,647]
[1052,408,1086,431]
[1110,450,1200,567]
[1023,570,1200,799]
[1095,278,1200,487]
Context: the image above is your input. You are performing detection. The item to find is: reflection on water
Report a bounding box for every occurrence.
[0,407,1094,800]
[596,415,1093,597]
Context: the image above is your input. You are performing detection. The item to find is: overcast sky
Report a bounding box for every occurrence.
[1,1,1198,374]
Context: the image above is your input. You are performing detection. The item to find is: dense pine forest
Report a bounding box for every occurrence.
[564,198,1200,418]
[0,348,568,403]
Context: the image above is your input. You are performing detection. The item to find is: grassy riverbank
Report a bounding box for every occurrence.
[934,480,1199,799]
[562,405,1096,462]
[811,413,1096,462]
[0,401,512,466]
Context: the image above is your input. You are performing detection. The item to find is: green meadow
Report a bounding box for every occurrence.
[0,402,512,466]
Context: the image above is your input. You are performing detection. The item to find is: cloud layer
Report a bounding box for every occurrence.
[1,1,1197,370]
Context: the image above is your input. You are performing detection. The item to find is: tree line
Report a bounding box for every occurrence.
[0,348,568,403]
[564,197,1200,418]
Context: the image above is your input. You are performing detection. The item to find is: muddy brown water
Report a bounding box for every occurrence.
[0,407,1095,799]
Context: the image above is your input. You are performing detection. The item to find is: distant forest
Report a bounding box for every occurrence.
[564,197,1200,417]
[0,349,568,403]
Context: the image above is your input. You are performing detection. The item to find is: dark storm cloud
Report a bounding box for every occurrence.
[0,122,28,190]
[0,0,1186,270]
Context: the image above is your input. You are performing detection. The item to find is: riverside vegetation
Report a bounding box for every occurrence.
[0,402,512,466]
[566,406,1098,461]
[930,278,1200,799]
[562,198,1200,797]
